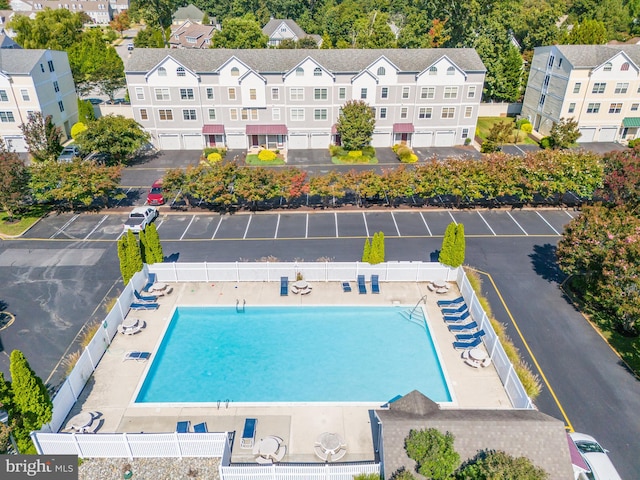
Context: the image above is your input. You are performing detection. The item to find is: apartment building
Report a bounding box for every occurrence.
[522,44,640,142]
[0,49,78,151]
[124,48,485,151]
[11,0,113,24]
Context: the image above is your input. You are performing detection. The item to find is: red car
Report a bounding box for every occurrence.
[146,180,165,205]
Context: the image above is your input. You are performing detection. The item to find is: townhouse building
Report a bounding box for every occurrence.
[0,49,78,151]
[124,48,485,151]
[522,44,640,142]
[11,0,113,24]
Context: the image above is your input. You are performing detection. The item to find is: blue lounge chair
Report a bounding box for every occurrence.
[371,274,380,294]
[441,304,467,315]
[437,296,464,307]
[176,421,190,433]
[193,422,208,433]
[455,329,486,341]
[453,337,482,350]
[443,311,471,323]
[130,302,159,310]
[142,273,157,292]
[280,277,288,296]
[241,418,257,449]
[123,351,151,361]
[357,275,366,294]
[447,321,478,332]
[342,281,352,292]
[134,290,157,302]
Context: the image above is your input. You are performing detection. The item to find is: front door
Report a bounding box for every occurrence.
[401,133,408,143]
[251,135,259,147]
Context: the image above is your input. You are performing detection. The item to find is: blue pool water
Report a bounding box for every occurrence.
[135,306,451,403]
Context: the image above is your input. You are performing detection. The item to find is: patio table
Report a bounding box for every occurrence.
[317,432,344,455]
[122,318,138,329]
[469,348,487,361]
[255,437,279,458]
[67,411,93,431]
[148,282,167,292]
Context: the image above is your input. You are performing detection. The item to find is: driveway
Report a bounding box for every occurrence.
[573,142,627,155]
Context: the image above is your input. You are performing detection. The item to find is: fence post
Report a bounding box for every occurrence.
[123,433,134,460]
[236,262,239,282]
[205,261,209,283]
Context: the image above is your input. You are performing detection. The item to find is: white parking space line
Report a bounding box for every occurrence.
[50,214,78,238]
[362,212,370,237]
[477,211,496,236]
[536,211,560,235]
[211,217,223,239]
[84,215,108,240]
[305,214,309,239]
[334,212,339,237]
[564,210,576,219]
[243,215,252,239]
[155,217,165,230]
[115,187,132,207]
[391,212,401,236]
[507,211,528,235]
[180,215,196,240]
[274,214,280,239]
[448,211,457,224]
[420,212,432,236]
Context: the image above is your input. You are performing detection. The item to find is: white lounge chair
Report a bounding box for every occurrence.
[256,456,272,465]
[272,445,286,462]
[314,445,328,461]
[331,448,347,462]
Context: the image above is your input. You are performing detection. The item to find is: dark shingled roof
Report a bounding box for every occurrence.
[554,44,640,68]
[376,390,574,479]
[0,49,46,73]
[124,48,486,74]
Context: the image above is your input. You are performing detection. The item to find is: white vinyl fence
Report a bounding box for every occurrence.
[220,463,380,480]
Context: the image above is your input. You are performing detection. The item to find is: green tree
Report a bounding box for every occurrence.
[144,223,164,264]
[298,36,319,48]
[75,115,151,165]
[7,9,84,50]
[133,0,177,47]
[482,121,513,153]
[439,223,457,266]
[134,26,167,48]
[19,112,64,163]
[362,237,371,262]
[202,13,210,25]
[0,142,30,220]
[77,99,96,124]
[336,100,376,151]
[452,223,466,267]
[353,11,396,48]
[212,15,268,48]
[138,227,149,264]
[457,449,548,479]
[405,428,460,479]
[565,19,608,44]
[110,10,131,37]
[117,232,131,284]
[370,231,385,263]
[549,118,581,149]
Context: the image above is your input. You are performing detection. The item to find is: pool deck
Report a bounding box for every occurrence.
[69,280,512,464]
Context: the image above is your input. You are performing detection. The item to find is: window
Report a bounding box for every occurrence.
[441,107,455,119]
[241,109,248,120]
[418,107,432,119]
[339,87,346,100]
[295,67,304,76]
[20,89,29,101]
[135,87,144,100]
[48,60,54,72]
[231,67,239,76]
[632,104,639,112]
[0,90,7,102]
[314,88,328,100]
[158,109,173,120]
[400,107,408,119]
[444,86,458,99]
[586,103,600,113]
[158,67,166,76]
[228,88,236,100]
[429,66,437,75]
[290,88,304,100]
[40,64,44,73]
[464,106,472,118]
[421,87,435,99]
[314,109,328,120]
[621,62,630,71]
[615,82,629,94]
[271,88,279,100]
[314,67,322,77]
[58,101,64,112]
[53,81,60,93]
[180,88,194,100]
[176,67,185,77]
[272,108,280,121]
[380,107,387,119]
[155,88,170,101]
[0,111,15,122]
[558,58,563,68]
[402,87,410,99]
[206,88,214,100]
[251,109,258,120]
[140,109,148,120]
[183,109,197,120]
[208,108,216,120]
[468,86,476,98]
[543,75,550,88]
[290,108,304,121]
[573,82,581,94]
[462,128,469,139]
[592,83,606,94]
[377,66,386,76]
[538,94,546,107]
[568,103,576,113]
[381,87,388,99]
[609,103,622,114]
[604,62,612,72]
[447,66,455,75]
[249,88,257,100]
[360,88,367,99]
[548,55,555,68]
[230,108,238,120]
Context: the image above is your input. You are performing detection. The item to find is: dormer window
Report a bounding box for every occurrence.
[158,67,167,77]
[314,67,322,77]
[604,62,612,71]
[231,67,239,76]
[429,66,437,75]
[447,66,455,75]
[296,67,304,76]
[621,62,630,71]
[186,36,196,43]
[177,67,185,77]
[377,66,386,76]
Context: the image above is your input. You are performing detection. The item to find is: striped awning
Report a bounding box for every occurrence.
[622,117,640,127]
[393,123,415,133]
[246,124,288,135]
[202,124,225,134]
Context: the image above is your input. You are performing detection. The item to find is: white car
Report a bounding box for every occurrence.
[569,432,622,480]
[123,207,158,233]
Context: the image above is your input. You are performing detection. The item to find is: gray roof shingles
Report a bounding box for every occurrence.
[0,49,45,73]
[262,19,307,39]
[555,44,640,68]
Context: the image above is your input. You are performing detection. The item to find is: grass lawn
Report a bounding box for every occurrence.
[245,154,285,166]
[0,210,44,237]
[476,117,538,145]
[331,156,378,165]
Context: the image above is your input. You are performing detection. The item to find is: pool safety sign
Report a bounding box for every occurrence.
[1,455,77,479]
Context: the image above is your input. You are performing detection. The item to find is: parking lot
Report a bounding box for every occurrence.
[23,208,576,242]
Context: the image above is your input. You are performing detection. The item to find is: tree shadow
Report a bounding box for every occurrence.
[529,243,566,284]
[430,249,440,262]
[164,253,179,262]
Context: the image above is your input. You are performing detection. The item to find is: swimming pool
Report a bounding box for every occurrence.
[135,306,452,404]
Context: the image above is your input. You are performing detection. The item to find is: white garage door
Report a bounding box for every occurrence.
[4,136,27,152]
[288,134,308,149]
[182,134,203,150]
[413,132,433,147]
[310,134,330,149]
[371,132,390,147]
[159,134,180,150]
[435,131,455,147]
[226,133,247,149]
[598,127,617,142]
[578,128,596,143]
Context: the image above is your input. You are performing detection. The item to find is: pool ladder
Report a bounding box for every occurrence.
[217,399,230,409]
[236,299,245,313]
